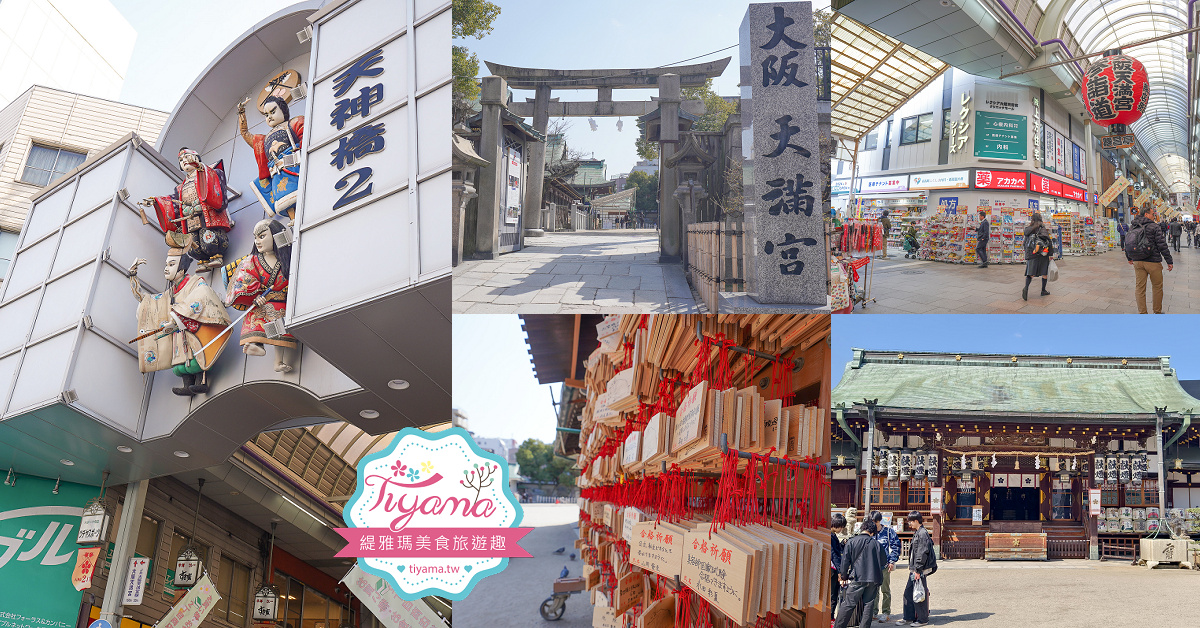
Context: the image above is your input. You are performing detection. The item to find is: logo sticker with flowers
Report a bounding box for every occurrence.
[338,427,531,600]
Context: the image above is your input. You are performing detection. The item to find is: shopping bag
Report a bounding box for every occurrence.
[1048,259,1059,282]
[912,577,926,603]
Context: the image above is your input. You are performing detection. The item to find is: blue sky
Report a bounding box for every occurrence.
[832,315,1200,388]
[460,0,831,175]
[110,0,297,111]
[453,315,562,445]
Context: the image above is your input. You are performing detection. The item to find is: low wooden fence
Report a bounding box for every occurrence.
[686,217,746,312]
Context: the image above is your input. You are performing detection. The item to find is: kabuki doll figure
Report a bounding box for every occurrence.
[139,148,231,271]
[129,246,232,396]
[239,94,304,223]
[224,219,298,373]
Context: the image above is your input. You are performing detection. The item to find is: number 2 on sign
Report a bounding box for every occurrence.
[334,167,374,211]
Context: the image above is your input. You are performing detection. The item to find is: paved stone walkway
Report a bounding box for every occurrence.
[869,557,1200,626]
[453,229,701,313]
[849,243,1200,314]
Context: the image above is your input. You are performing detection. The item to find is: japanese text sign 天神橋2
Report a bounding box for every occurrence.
[337,428,532,600]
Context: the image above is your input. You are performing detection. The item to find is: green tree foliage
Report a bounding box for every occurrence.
[681,79,738,132]
[624,170,659,216]
[452,0,501,121]
[814,8,833,46]
[515,439,578,488]
[635,126,659,161]
[453,0,501,39]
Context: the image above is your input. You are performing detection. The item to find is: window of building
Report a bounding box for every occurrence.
[863,130,878,151]
[863,477,901,506]
[217,558,251,626]
[955,478,976,520]
[1100,482,1120,507]
[20,144,86,187]
[907,479,929,506]
[106,506,159,586]
[899,113,933,145]
[1051,479,1073,520]
[1125,479,1158,506]
[941,108,952,140]
[272,571,354,628]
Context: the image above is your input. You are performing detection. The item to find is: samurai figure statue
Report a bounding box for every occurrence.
[239,93,305,222]
[139,148,231,271]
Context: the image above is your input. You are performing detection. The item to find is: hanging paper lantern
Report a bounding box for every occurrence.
[926,452,939,484]
[1139,451,1149,478]
[1131,450,1144,482]
[913,452,926,480]
[875,447,888,473]
[899,449,913,481]
[1118,454,1131,484]
[1082,53,1149,128]
[886,449,899,480]
[1106,453,1119,484]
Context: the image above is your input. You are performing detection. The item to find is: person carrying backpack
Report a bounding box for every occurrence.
[902,511,936,627]
[1022,212,1053,301]
[1126,206,1173,314]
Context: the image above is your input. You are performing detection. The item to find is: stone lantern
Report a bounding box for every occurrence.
[452,129,489,266]
[664,132,716,265]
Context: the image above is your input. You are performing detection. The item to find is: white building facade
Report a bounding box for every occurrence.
[0,86,167,277]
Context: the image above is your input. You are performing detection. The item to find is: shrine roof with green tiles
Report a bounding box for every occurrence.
[832,349,1200,420]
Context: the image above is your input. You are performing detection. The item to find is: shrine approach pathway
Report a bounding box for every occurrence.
[848,242,1200,314]
[453,229,701,314]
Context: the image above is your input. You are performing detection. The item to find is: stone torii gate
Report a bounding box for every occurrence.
[484,59,730,262]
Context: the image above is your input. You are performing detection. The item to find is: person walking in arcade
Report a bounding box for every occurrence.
[1022,212,1053,301]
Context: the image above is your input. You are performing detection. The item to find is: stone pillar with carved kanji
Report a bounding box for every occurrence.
[474,76,507,259]
[743,2,826,304]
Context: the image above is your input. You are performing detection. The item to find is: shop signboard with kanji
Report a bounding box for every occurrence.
[973,111,1026,160]
[743,2,825,304]
[1031,174,1064,197]
[0,475,93,628]
[290,0,451,323]
[973,169,1026,190]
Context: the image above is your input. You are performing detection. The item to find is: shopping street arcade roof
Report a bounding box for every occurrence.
[830,11,948,142]
[833,0,1195,193]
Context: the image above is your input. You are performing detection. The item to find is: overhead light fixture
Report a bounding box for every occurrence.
[360,409,380,419]
[117,445,132,453]
[60,459,74,466]
[173,450,190,458]
[388,379,410,390]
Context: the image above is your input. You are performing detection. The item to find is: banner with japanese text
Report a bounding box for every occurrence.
[0,475,93,628]
[156,573,221,628]
[341,564,448,628]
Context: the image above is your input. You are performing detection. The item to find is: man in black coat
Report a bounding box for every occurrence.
[902,511,936,626]
[975,210,990,268]
[834,518,888,628]
[1127,206,1174,314]
[1169,218,1183,252]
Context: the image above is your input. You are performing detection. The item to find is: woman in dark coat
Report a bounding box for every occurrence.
[1023,212,1052,301]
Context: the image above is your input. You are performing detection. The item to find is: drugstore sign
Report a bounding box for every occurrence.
[910,170,969,190]
[0,476,94,628]
[973,169,1026,190]
[1030,174,1062,197]
[338,427,531,600]
[856,175,909,193]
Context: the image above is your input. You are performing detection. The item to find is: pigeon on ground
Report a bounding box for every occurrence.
[553,547,565,554]
[559,566,569,578]
[569,553,576,561]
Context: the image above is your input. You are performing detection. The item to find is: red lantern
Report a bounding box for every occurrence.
[1082,53,1149,128]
